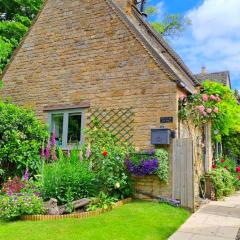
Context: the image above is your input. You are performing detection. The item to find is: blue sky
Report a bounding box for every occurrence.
[147,0,240,91]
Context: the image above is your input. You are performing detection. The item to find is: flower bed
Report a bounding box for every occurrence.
[21,198,132,221]
[125,149,169,183]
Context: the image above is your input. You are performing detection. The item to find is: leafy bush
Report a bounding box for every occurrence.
[87,192,117,212]
[126,149,169,182]
[0,102,48,179]
[84,127,133,200]
[208,168,235,199]
[0,193,44,220]
[41,149,97,205]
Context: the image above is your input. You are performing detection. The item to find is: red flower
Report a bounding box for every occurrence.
[238,176,240,180]
[102,151,108,157]
[224,166,228,170]
[221,159,225,163]
[236,166,240,173]
[212,164,216,169]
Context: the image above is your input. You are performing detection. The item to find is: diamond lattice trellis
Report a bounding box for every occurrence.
[88,108,134,143]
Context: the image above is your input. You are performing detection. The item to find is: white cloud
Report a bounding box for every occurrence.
[170,0,240,90]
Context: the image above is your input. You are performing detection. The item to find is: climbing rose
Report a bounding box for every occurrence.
[216,96,221,102]
[210,95,216,101]
[212,164,216,169]
[201,111,207,116]
[213,107,219,113]
[197,105,205,112]
[224,166,228,170]
[221,159,225,163]
[236,166,240,172]
[102,150,108,157]
[202,94,209,102]
[238,176,240,180]
[206,108,212,114]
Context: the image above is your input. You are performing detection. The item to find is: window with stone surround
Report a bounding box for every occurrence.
[47,109,85,149]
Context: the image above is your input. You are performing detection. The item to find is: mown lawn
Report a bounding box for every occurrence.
[0,201,190,240]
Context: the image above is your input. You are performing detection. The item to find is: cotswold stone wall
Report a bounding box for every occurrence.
[0,0,178,149]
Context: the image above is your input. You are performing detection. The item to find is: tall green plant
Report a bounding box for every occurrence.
[0,102,48,178]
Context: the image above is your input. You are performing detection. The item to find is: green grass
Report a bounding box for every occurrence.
[0,201,190,240]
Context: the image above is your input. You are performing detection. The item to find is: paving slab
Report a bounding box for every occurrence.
[169,192,240,240]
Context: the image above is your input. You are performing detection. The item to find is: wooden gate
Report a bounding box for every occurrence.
[172,138,194,209]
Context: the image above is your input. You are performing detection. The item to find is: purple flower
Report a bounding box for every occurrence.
[23,167,29,181]
[126,158,159,176]
[51,128,56,145]
[148,149,156,156]
[7,188,13,196]
[45,140,50,160]
[34,192,41,197]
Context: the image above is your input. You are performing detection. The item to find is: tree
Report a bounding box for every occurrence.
[0,0,43,74]
[136,1,191,38]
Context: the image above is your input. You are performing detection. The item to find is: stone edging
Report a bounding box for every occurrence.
[21,198,132,221]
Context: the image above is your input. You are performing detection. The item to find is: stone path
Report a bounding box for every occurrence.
[169,192,240,240]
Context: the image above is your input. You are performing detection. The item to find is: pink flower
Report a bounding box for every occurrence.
[52,146,57,161]
[197,105,205,112]
[23,167,29,181]
[193,90,198,94]
[206,108,212,114]
[213,107,219,113]
[210,95,216,101]
[85,143,91,158]
[216,96,221,102]
[40,144,45,158]
[202,94,209,102]
[179,95,186,101]
[51,128,56,145]
[45,141,50,160]
[201,111,207,116]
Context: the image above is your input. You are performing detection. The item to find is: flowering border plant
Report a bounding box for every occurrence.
[179,91,220,127]
[125,149,169,182]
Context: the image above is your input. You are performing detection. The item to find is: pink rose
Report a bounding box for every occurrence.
[210,95,216,101]
[202,111,207,116]
[179,95,186,101]
[193,90,198,94]
[202,94,209,102]
[198,105,205,112]
[213,107,219,113]
[206,108,212,113]
[216,96,221,102]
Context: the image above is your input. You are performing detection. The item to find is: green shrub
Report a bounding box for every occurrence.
[41,150,97,205]
[209,168,235,199]
[0,102,48,179]
[0,193,44,221]
[87,192,117,211]
[84,127,133,200]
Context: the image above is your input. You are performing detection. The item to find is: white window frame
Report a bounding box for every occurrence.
[47,109,85,149]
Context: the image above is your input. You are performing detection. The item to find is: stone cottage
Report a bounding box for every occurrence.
[0,0,211,209]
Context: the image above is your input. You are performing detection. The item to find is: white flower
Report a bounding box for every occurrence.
[115,182,120,189]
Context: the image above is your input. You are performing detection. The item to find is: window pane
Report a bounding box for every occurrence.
[51,114,64,146]
[68,113,82,144]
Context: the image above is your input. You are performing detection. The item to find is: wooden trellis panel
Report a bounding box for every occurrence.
[88,108,134,143]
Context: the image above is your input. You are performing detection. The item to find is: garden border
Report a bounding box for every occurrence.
[21,198,132,221]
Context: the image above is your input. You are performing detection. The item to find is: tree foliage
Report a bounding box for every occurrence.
[0,0,43,74]
[140,3,191,38]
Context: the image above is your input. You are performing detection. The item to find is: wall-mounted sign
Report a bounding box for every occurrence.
[160,117,173,123]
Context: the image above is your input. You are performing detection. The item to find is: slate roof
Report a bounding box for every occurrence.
[195,71,231,87]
